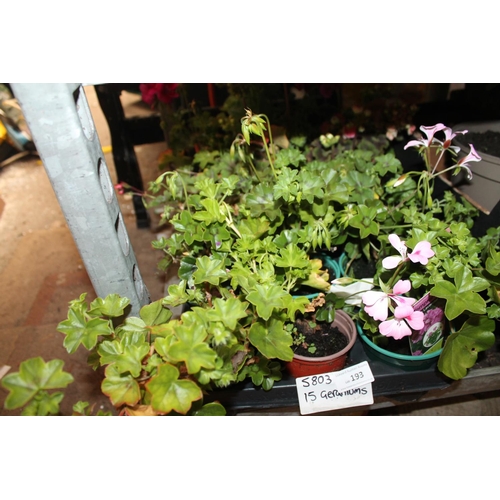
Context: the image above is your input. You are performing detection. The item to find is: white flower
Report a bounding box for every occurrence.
[330,278,374,306]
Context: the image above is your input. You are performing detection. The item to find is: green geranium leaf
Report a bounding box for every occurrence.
[246,183,282,221]
[162,280,193,308]
[486,248,500,276]
[98,340,150,377]
[146,363,203,415]
[430,265,490,320]
[282,294,311,321]
[73,401,91,415]
[298,170,325,204]
[273,167,299,202]
[246,284,289,321]
[2,357,74,410]
[274,244,309,269]
[57,309,112,354]
[168,324,218,374]
[206,297,249,330]
[140,300,173,326]
[193,256,228,286]
[89,294,130,317]
[193,150,220,169]
[21,391,65,416]
[191,402,227,416]
[101,363,141,407]
[248,318,294,361]
[438,317,496,380]
[192,198,227,225]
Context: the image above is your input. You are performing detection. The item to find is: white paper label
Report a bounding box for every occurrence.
[296,363,375,415]
[332,361,374,392]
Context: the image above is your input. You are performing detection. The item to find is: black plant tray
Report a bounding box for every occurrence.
[205,338,450,413]
[206,335,500,415]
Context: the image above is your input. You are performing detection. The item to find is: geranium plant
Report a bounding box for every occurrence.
[330,123,500,380]
[4,112,500,416]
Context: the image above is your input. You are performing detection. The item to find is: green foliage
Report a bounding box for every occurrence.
[2,357,74,413]
[438,317,496,380]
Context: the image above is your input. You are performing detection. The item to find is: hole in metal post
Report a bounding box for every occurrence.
[98,157,114,203]
[115,213,130,256]
[133,264,145,299]
[73,85,95,140]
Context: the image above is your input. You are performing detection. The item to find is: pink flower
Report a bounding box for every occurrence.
[404,123,447,150]
[362,279,415,322]
[408,240,434,265]
[379,305,425,340]
[457,144,482,180]
[139,83,179,108]
[382,234,434,269]
[437,126,467,153]
[382,234,408,269]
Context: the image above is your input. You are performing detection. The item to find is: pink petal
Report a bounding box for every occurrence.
[362,291,389,321]
[379,318,412,340]
[420,123,447,142]
[406,310,425,331]
[403,139,425,150]
[393,279,411,295]
[392,296,416,308]
[388,234,407,257]
[382,255,403,269]
[394,304,415,319]
[458,144,481,166]
[408,241,434,265]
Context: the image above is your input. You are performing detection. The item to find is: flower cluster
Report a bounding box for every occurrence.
[404,123,482,180]
[139,83,179,108]
[360,234,435,340]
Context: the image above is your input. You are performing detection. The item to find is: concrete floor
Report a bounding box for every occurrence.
[1,86,500,416]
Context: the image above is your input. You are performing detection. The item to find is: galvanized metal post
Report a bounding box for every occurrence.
[11,83,150,315]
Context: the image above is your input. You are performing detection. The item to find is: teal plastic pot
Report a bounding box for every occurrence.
[357,324,443,369]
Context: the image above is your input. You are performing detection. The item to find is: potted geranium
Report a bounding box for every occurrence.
[4,113,500,416]
[328,123,500,380]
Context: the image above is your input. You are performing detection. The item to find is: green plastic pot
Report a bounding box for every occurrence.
[357,324,442,369]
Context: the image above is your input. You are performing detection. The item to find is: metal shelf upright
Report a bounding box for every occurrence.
[12,83,150,315]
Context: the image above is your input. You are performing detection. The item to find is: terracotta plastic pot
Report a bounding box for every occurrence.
[286,310,357,378]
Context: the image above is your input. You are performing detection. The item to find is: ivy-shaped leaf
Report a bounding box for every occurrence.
[438,316,496,380]
[205,297,249,331]
[2,357,74,410]
[101,363,141,407]
[246,284,289,321]
[89,294,130,317]
[140,300,172,326]
[430,265,490,320]
[193,256,228,286]
[246,183,283,221]
[193,150,220,169]
[273,167,299,202]
[146,363,203,415]
[248,318,294,361]
[22,391,65,416]
[274,244,309,269]
[191,402,226,416]
[57,309,112,354]
[297,169,325,204]
[98,340,150,377]
[486,248,500,276]
[168,324,218,374]
[192,198,227,225]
